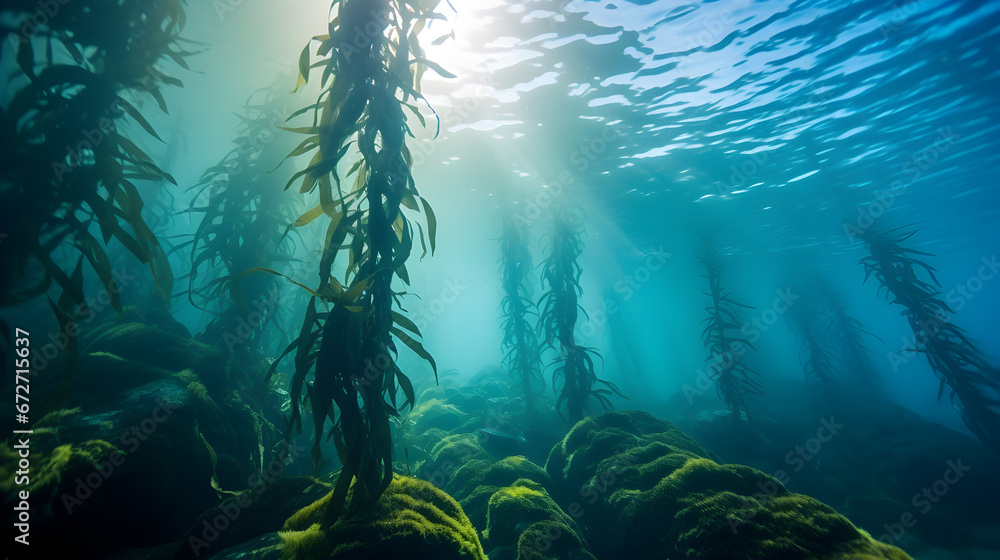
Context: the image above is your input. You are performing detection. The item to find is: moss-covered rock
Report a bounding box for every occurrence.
[173,477,334,560]
[544,410,913,560]
[275,474,487,559]
[639,457,911,559]
[545,410,711,503]
[83,319,227,398]
[2,306,282,558]
[0,380,220,558]
[673,391,1000,554]
[447,455,551,531]
[71,352,173,402]
[0,438,119,499]
[407,398,471,435]
[415,432,488,488]
[484,478,596,560]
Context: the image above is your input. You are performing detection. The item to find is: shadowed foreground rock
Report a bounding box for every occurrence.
[212,474,487,560]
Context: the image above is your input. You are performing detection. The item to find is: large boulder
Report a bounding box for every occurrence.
[0,379,220,558]
[484,478,596,560]
[173,476,332,560]
[545,410,914,560]
[446,455,551,531]
[218,474,487,560]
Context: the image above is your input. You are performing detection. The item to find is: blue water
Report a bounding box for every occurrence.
[165,0,1000,482]
[376,0,1000,428]
[4,0,1000,558]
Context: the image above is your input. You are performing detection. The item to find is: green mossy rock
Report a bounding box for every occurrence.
[0,438,119,500]
[276,474,487,560]
[640,457,911,559]
[447,455,551,531]
[0,384,220,558]
[414,432,488,488]
[484,478,596,560]
[545,410,913,560]
[71,352,172,402]
[407,398,471,436]
[545,410,711,503]
[515,519,598,560]
[84,320,227,398]
[85,305,192,341]
[173,477,334,560]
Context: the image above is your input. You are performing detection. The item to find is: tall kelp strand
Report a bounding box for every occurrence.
[270,0,447,522]
[539,201,623,424]
[183,87,298,356]
[499,209,542,417]
[698,235,762,421]
[788,274,884,407]
[0,1,191,312]
[855,221,1000,450]
[814,278,884,400]
[787,290,841,401]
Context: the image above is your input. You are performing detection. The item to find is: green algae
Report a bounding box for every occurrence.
[279,474,486,560]
[544,410,914,560]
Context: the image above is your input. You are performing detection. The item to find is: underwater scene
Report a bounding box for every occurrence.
[2,0,1000,558]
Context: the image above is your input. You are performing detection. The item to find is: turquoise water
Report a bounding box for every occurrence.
[397,0,1000,431]
[2,1,1000,559]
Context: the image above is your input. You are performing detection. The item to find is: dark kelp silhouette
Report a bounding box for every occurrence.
[815,279,884,398]
[788,274,884,404]
[499,210,542,416]
[698,235,762,420]
[0,0,192,312]
[856,220,1000,449]
[539,202,623,424]
[178,88,299,355]
[266,0,448,522]
[788,294,841,399]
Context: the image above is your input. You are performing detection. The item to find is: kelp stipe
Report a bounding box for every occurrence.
[181,88,298,355]
[855,220,1000,449]
[815,277,885,399]
[698,235,762,421]
[539,201,623,425]
[499,210,542,416]
[787,276,883,405]
[787,293,840,400]
[0,1,192,313]
[269,0,448,522]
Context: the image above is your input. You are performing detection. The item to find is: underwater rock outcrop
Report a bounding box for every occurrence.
[0,383,220,558]
[211,474,486,560]
[0,308,281,557]
[445,455,552,531]
[87,308,273,486]
[407,394,480,436]
[401,379,561,470]
[400,378,592,558]
[403,399,595,559]
[399,385,494,476]
[85,322,228,394]
[174,477,334,560]
[483,478,597,560]
[545,410,913,560]
[415,432,490,489]
[669,384,1000,555]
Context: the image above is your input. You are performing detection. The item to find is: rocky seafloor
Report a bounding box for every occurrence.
[3,309,998,559]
